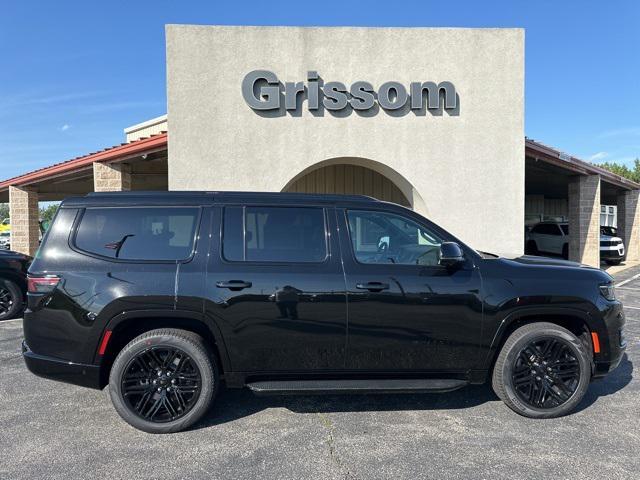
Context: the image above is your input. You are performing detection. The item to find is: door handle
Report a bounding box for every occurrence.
[216,280,252,291]
[356,282,389,292]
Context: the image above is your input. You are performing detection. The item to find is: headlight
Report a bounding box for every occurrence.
[599,284,616,301]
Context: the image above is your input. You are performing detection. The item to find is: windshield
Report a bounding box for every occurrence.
[560,224,569,235]
[600,226,617,236]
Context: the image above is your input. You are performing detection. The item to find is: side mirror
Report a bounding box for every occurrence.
[439,242,465,267]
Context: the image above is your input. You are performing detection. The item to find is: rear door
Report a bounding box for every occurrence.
[204,204,348,373]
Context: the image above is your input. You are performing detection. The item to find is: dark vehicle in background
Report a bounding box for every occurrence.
[0,250,30,320]
[23,192,626,433]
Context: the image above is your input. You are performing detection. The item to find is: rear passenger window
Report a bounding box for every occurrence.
[75,207,199,261]
[223,206,327,263]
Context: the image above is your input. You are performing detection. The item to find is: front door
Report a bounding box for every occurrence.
[205,205,347,373]
[337,208,484,373]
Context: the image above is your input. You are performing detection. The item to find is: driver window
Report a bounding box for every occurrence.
[346,210,442,266]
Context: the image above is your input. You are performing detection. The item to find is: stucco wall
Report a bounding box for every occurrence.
[166,25,524,253]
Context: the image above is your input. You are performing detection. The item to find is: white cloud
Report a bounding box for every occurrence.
[60,124,70,132]
[589,151,608,162]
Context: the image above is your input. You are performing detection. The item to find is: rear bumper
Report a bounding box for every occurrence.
[22,340,102,389]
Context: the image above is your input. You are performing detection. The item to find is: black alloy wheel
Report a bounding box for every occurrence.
[492,322,591,418]
[121,346,202,423]
[109,329,218,433]
[0,279,22,320]
[511,337,580,409]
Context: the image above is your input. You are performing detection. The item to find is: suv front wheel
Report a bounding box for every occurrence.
[492,322,591,418]
[109,328,218,433]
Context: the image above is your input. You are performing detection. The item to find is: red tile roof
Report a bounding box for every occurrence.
[0,132,168,191]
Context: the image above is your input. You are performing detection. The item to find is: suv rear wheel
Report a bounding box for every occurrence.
[109,328,218,433]
[492,322,590,418]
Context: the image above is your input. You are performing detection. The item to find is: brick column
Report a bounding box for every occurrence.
[617,190,640,262]
[93,162,131,192]
[568,175,600,266]
[9,186,39,256]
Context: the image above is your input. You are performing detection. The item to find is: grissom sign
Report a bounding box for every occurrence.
[242,70,457,113]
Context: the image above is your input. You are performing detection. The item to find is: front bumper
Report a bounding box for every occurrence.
[22,340,102,389]
[593,303,627,378]
[600,247,625,260]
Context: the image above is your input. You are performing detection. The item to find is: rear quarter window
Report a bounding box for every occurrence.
[74,207,200,261]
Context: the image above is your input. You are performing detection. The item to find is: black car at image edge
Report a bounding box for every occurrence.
[0,249,30,320]
[22,192,627,433]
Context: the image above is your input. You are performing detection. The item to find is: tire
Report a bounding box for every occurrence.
[0,279,23,321]
[109,328,218,433]
[492,322,591,419]
[605,259,622,266]
[526,241,538,255]
[561,244,569,260]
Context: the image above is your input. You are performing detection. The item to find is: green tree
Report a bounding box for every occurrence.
[598,158,640,182]
[0,203,8,221]
[39,203,60,230]
[0,202,60,229]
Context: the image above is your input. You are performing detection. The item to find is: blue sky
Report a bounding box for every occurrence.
[0,0,638,180]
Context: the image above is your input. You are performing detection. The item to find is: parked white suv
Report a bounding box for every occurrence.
[0,231,10,250]
[525,222,625,265]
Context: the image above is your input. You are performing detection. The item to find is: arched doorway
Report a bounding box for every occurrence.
[283,160,412,208]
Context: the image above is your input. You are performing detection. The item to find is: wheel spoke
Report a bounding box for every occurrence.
[135,391,153,412]
[163,395,178,418]
[147,349,164,370]
[144,396,163,420]
[163,349,179,369]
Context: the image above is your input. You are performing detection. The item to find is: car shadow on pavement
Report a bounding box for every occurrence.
[192,355,633,430]
[193,384,499,430]
[574,354,633,413]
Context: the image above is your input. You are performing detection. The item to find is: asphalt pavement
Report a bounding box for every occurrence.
[0,267,638,480]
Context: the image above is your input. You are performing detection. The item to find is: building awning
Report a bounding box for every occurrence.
[0,132,167,195]
[525,138,640,191]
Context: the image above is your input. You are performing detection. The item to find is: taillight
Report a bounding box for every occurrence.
[27,275,60,294]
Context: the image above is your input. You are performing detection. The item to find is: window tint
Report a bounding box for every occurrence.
[560,224,569,235]
[75,207,199,260]
[223,206,327,263]
[347,210,442,266]
[533,224,561,235]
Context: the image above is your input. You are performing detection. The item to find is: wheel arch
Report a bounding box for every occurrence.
[97,310,231,389]
[484,308,595,374]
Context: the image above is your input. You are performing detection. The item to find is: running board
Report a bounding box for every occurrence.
[246,379,468,396]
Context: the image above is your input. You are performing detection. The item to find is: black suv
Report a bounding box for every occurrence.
[23,192,626,433]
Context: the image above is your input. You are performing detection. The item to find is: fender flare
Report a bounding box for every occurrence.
[483,305,594,370]
[98,309,232,374]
